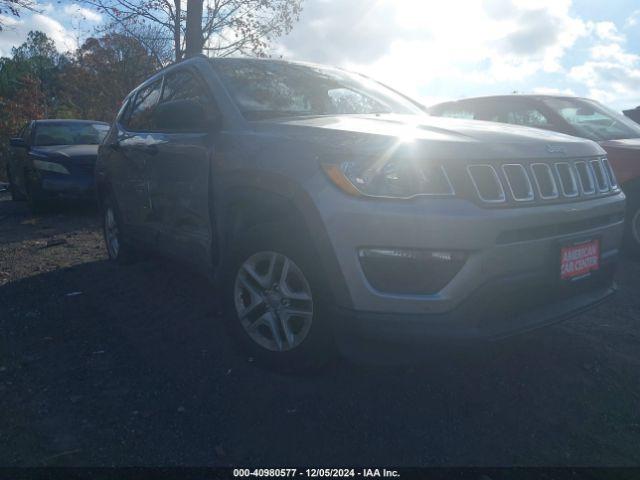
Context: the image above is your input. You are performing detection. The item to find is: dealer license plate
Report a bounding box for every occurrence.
[560,239,600,282]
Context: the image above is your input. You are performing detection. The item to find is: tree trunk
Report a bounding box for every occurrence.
[174,0,182,61]
[185,0,203,58]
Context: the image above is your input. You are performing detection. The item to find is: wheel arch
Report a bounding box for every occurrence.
[214,181,353,309]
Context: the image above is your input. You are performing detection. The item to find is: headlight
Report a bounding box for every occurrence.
[322,158,454,199]
[33,159,70,175]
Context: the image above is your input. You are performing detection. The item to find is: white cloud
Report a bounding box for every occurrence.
[0,12,77,56]
[593,21,624,42]
[276,1,590,95]
[570,61,640,95]
[273,0,640,109]
[532,86,577,96]
[625,9,640,28]
[566,22,640,107]
[590,43,638,65]
[0,3,102,57]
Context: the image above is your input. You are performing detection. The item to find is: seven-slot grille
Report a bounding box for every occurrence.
[466,157,619,204]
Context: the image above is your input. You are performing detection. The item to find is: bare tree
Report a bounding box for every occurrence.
[79,0,303,63]
[0,0,38,31]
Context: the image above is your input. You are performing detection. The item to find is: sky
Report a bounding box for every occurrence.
[1,0,640,110]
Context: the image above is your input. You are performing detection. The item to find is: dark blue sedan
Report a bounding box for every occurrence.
[7,119,110,210]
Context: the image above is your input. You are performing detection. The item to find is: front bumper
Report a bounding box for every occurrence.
[334,266,617,343]
[309,181,625,341]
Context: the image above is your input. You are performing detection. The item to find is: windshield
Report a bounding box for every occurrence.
[33,123,110,146]
[542,97,640,141]
[212,59,423,120]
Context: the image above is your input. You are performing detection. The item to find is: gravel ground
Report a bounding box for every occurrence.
[1,190,640,467]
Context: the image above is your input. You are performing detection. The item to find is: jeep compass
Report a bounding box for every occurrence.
[96,57,625,367]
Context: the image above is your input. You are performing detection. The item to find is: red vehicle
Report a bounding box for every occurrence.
[429,95,640,254]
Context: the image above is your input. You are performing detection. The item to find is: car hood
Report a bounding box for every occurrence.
[29,145,99,165]
[599,138,640,150]
[251,114,603,161]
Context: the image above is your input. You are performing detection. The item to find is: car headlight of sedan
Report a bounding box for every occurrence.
[33,159,70,175]
[322,158,454,199]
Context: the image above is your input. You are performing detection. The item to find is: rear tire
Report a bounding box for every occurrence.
[102,194,138,264]
[222,222,335,371]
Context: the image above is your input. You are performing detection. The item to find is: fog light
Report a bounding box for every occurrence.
[358,248,467,295]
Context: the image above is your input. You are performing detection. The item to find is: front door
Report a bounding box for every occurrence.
[147,68,218,268]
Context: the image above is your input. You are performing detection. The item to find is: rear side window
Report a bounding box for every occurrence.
[127,79,163,131]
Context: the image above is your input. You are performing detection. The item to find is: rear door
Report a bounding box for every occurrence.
[111,78,164,243]
[148,67,219,268]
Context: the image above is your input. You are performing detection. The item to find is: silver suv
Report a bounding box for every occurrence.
[96,57,626,368]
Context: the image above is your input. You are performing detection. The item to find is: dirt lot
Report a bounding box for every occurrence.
[1,190,640,467]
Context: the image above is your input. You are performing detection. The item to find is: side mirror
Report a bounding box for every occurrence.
[155,99,221,132]
[10,137,27,148]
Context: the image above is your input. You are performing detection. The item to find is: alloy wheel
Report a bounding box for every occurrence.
[234,251,314,352]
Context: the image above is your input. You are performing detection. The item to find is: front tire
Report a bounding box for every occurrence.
[223,222,335,370]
